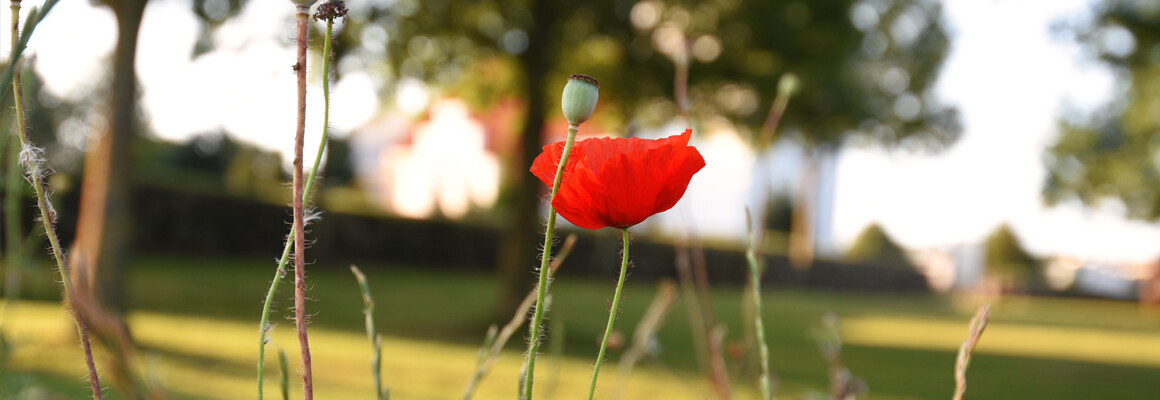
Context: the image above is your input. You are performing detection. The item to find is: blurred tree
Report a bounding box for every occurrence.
[764,192,794,233]
[759,192,794,255]
[188,0,961,314]
[983,224,1041,288]
[342,0,959,313]
[845,223,910,267]
[629,0,960,148]
[171,132,239,174]
[1044,0,1160,220]
[321,137,356,186]
[71,0,148,315]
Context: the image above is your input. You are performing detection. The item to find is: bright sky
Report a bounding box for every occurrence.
[832,0,1160,264]
[16,0,1160,263]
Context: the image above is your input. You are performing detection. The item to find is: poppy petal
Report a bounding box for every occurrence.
[531,129,704,230]
[529,141,571,187]
[587,140,704,228]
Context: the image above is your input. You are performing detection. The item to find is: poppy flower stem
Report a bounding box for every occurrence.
[522,124,579,400]
[587,228,632,400]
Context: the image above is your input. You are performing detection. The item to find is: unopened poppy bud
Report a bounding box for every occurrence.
[561,74,599,126]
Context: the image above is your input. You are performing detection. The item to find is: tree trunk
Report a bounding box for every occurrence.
[788,150,817,268]
[493,0,556,318]
[72,0,147,315]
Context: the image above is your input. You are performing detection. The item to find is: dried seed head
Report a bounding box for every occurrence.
[561,74,599,126]
[314,1,348,21]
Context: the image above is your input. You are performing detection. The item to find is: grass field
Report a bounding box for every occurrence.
[1,255,1158,399]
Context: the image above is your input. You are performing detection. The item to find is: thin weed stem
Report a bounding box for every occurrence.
[7,0,101,397]
[586,228,632,400]
[256,9,334,394]
[257,3,341,398]
[291,5,313,399]
[277,346,290,400]
[521,125,579,400]
[350,265,388,400]
[744,209,773,400]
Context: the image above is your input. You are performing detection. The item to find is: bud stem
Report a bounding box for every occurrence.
[522,124,579,399]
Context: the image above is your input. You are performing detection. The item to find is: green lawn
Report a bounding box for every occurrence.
[2,254,1159,399]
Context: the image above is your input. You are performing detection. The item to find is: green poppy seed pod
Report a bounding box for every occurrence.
[561,74,600,126]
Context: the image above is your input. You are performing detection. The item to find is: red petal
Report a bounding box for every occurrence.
[551,156,612,230]
[585,139,704,227]
[529,141,569,187]
[570,129,692,173]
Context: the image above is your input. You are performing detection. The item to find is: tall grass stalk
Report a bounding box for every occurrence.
[585,228,632,400]
[4,0,100,397]
[744,209,773,400]
[521,124,579,400]
[277,347,291,400]
[953,304,991,400]
[350,265,388,400]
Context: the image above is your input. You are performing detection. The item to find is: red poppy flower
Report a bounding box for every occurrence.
[531,129,706,230]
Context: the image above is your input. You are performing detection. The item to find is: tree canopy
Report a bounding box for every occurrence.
[186,0,961,149]
[1045,0,1160,220]
[983,224,1040,286]
[845,222,911,267]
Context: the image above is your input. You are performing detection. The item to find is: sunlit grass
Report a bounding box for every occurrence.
[843,313,1160,368]
[3,300,748,400]
[2,255,1159,399]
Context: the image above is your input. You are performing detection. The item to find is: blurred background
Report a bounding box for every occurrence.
[1,0,1159,399]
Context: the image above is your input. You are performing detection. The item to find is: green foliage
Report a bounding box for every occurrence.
[764,192,794,233]
[1044,0,1160,219]
[983,224,1040,286]
[845,223,910,267]
[321,137,355,185]
[290,0,958,148]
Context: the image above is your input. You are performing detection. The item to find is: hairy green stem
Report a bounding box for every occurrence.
[586,228,631,400]
[466,235,574,400]
[8,0,101,397]
[745,210,773,400]
[258,6,335,399]
[521,124,578,399]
